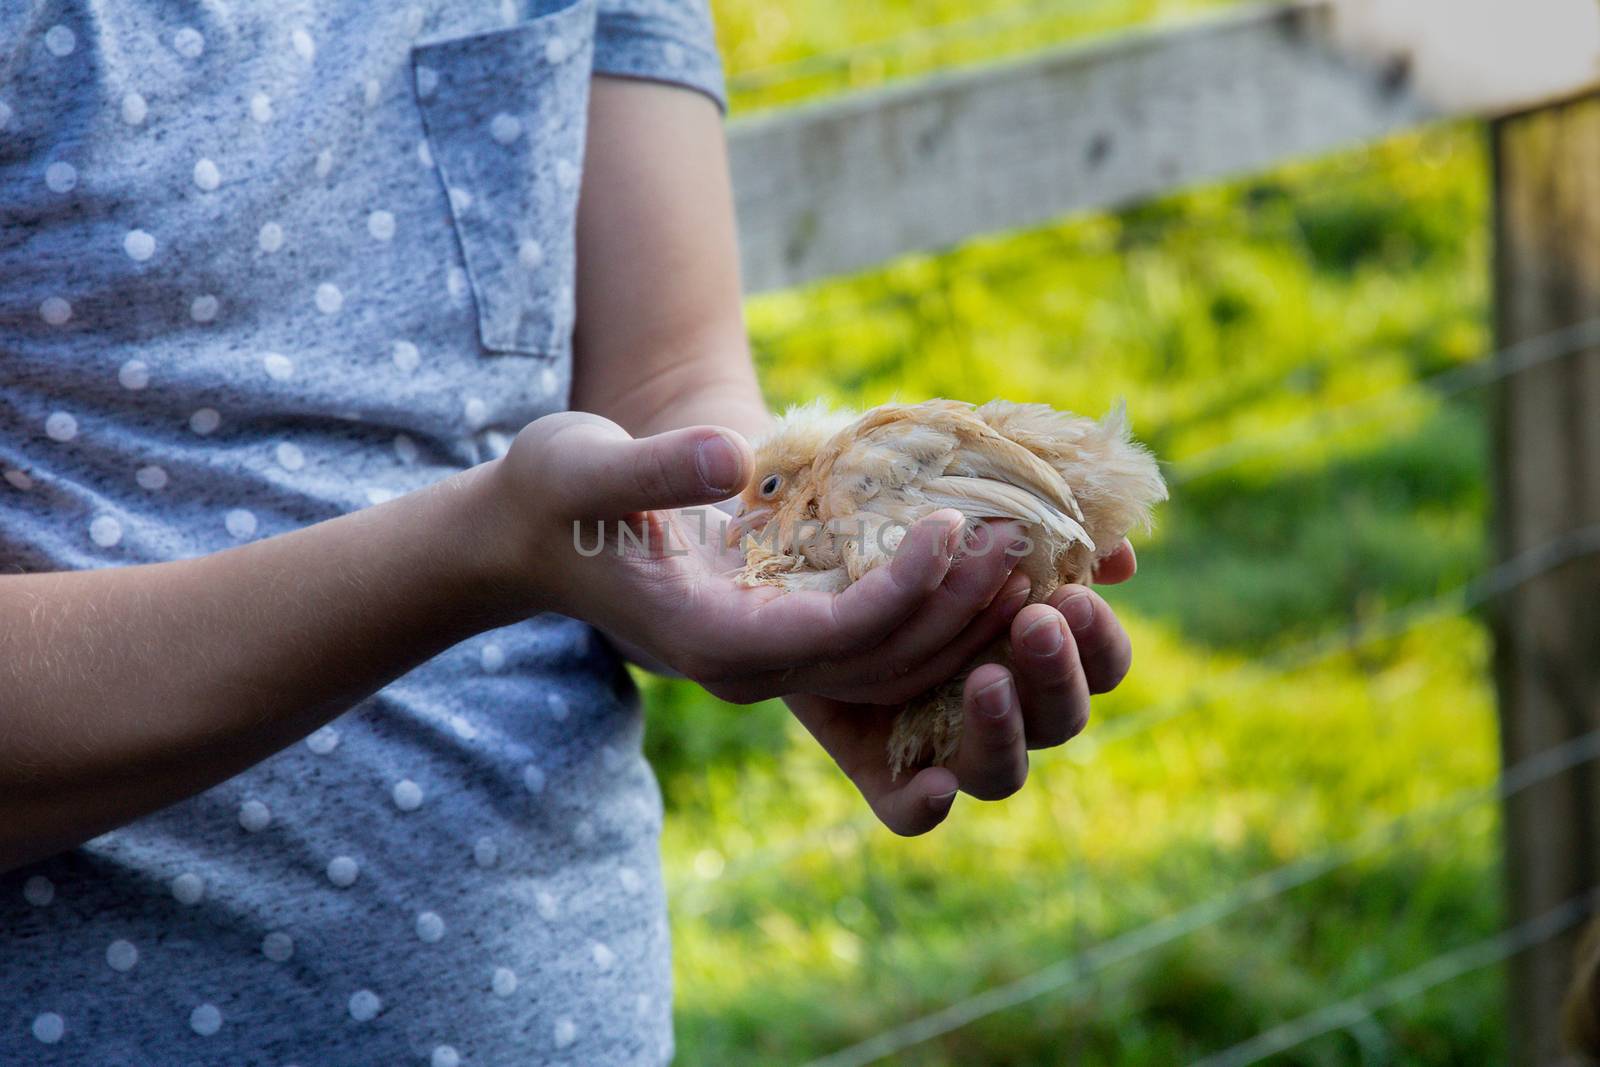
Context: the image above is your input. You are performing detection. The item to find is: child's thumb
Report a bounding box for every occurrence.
[559,418,752,515]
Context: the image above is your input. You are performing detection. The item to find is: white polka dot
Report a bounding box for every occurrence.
[517,239,544,269]
[540,367,560,396]
[189,407,220,434]
[473,836,499,869]
[89,515,122,547]
[535,889,558,921]
[415,911,444,943]
[663,42,686,67]
[23,875,54,907]
[392,340,420,373]
[45,25,76,57]
[405,6,426,36]
[225,508,258,540]
[250,92,274,123]
[521,763,545,795]
[262,931,294,962]
[547,693,570,721]
[392,434,419,465]
[121,92,147,125]
[553,1017,577,1049]
[448,189,474,217]
[618,866,643,893]
[172,27,205,59]
[32,1012,64,1044]
[0,99,13,130]
[258,221,285,253]
[490,113,522,144]
[4,469,35,491]
[446,266,468,301]
[118,360,150,390]
[463,396,488,429]
[190,1003,222,1036]
[123,229,156,261]
[491,967,517,997]
[171,872,204,906]
[106,939,138,972]
[305,725,338,754]
[480,643,505,673]
[417,139,434,168]
[555,159,579,191]
[364,486,397,506]
[349,989,381,1022]
[635,993,653,1017]
[238,799,271,832]
[449,714,477,740]
[544,36,571,64]
[191,294,220,322]
[367,210,396,241]
[363,78,381,108]
[315,283,344,314]
[45,161,77,193]
[327,855,359,887]
[574,819,597,846]
[135,465,169,491]
[45,411,78,441]
[262,352,295,380]
[416,66,438,98]
[591,941,616,971]
[291,28,316,61]
[275,442,306,471]
[431,1047,461,1067]
[39,296,72,325]
[315,148,334,179]
[392,779,423,812]
[484,430,513,459]
[193,157,220,191]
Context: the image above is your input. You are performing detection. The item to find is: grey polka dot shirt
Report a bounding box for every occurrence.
[0,1,724,1062]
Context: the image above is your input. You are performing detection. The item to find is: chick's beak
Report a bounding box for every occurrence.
[724,505,773,548]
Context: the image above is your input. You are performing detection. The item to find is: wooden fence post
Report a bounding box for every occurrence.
[1491,92,1600,1066]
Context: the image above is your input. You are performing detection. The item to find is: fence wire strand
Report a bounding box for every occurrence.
[1187,888,1600,1067]
[796,526,1600,1067]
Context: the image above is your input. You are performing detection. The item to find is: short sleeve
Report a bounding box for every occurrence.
[593,0,726,113]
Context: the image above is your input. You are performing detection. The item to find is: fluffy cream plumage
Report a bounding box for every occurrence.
[729,399,1169,775]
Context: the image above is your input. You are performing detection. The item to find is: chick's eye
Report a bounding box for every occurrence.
[759,474,782,498]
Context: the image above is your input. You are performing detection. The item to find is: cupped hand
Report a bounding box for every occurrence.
[485,412,1136,836]
[485,413,1035,704]
[784,551,1135,836]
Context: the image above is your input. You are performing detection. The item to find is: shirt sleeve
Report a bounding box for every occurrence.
[592,0,727,113]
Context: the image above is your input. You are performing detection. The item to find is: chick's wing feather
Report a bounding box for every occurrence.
[919,476,1094,549]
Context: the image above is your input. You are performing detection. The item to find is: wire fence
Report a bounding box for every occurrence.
[1188,888,1600,1067]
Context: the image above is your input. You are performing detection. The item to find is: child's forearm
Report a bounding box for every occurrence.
[0,463,525,872]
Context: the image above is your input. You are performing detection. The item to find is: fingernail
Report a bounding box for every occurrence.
[1001,578,1031,615]
[695,434,741,493]
[1060,593,1095,633]
[976,675,1014,719]
[1022,613,1065,655]
[927,788,958,811]
[943,519,967,557]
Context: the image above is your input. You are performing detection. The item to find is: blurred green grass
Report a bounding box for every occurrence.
[649,3,1507,1063]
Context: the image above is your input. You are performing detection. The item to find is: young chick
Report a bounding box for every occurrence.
[728,399,1168,776]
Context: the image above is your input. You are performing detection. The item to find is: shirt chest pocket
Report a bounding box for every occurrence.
[411,0,597,359]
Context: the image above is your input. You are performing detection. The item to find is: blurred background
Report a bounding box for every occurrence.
[641,1,1600,1063]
